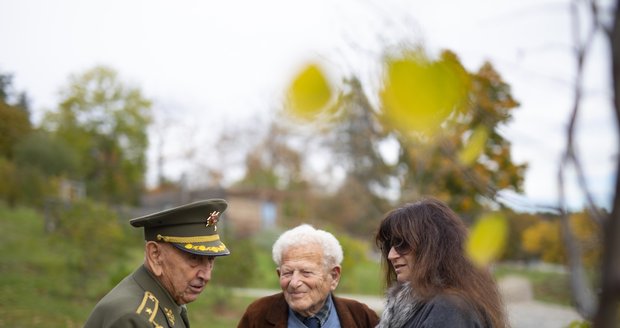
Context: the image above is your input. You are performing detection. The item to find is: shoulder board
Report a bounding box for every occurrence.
[136,291,165,328]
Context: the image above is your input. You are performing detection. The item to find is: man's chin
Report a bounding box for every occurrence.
[178,292,202,304]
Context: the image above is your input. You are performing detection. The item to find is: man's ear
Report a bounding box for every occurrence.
[146,241,164,276]
[329,266,341,290]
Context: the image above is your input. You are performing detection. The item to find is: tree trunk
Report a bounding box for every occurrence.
[593,1,620,326]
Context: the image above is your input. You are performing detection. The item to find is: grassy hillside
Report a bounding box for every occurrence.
[0,204,257,327]
[0,205,95,326]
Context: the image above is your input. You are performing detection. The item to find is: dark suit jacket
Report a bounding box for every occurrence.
[84,265,189,328]
[237,292,379,328]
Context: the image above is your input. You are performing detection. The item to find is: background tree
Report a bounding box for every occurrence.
[42,66,152,205]
[9,133,80,207]
[314,78,392,236]
[519,210,603,309]
[501,210,543,261]
[233,122,319,227]
[281,49,525,239]
[236,122,305,190]
[13,132,79,178]
[583,0,620,325]
[0,72,31,161]
[385,51,526,221]
[0,71,32,206]
[50,199,133,296]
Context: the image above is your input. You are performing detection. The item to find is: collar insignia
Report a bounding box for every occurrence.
[164,307,175,326]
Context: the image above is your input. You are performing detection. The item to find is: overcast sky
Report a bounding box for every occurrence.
[0,0,616,211]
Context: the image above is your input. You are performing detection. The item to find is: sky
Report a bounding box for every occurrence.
[0,0,616,212]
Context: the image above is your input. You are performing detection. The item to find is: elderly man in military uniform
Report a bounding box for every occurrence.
[84,199,231,328]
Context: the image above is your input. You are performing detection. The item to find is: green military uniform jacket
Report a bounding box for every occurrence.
[84,265,190,328]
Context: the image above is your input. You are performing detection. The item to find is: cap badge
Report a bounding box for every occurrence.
[206,211,221,231]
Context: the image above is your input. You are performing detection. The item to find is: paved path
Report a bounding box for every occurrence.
[233,278,583,328]
[507,301,582,328]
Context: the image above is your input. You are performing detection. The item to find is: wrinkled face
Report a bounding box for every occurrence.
[158,243,215,305]
[277,243,340,317]
[387,246,415,283]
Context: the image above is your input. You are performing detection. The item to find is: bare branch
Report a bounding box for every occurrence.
[565,0,607,224]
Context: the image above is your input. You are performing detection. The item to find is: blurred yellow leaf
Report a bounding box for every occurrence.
[381,52,469,136]
[285,63,332,121]
[466,213,508,267]
[458,126,488,165]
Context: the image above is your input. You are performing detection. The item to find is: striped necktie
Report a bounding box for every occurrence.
[303,316,320,328]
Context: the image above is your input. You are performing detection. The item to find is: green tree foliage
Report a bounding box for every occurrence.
[0,157,18,205]
[0,154,55,208]
[14,131,79,177]
[0,71,34,207]
[337,232,369,275]
[49,199,131,295]
[43,66,152,205]
[0,72,31,160]
[4,133,80,206]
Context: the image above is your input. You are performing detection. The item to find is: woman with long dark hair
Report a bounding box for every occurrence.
[375,198,508,328]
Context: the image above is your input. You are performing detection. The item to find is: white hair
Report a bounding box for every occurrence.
[272,224,344,269]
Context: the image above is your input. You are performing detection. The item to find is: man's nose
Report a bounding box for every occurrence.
[290,271,303,287]
[196,261,213,281]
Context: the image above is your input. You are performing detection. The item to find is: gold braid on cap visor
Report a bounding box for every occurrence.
[156,234,220,243]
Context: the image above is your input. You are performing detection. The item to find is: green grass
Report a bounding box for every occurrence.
[0,205,95,327]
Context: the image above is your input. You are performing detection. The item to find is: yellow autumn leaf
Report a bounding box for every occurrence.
[381,52,469,136]
[458,126,488,165]
[466,213,508,267]
[285,63,333,121]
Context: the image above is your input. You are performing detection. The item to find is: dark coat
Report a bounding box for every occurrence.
[84,265,189,328]
[237,292,380,328]
[377,283,486,328]
[399,295,484,328]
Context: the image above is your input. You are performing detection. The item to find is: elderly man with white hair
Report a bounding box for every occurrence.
[237,224,379,328]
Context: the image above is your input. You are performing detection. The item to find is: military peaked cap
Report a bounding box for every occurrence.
[130,199,230,256]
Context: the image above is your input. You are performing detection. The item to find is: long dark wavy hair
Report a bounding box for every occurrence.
[375,197,508,327]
